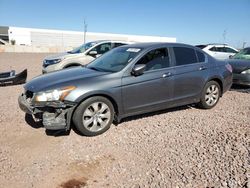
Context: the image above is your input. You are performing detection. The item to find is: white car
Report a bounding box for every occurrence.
[196,44,238,60]
[42,40,132,73]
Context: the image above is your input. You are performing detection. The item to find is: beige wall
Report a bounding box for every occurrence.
[0,45,72,53]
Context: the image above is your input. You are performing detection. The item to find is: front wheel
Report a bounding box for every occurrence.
[73,96,114,136]
[198,81,221,109]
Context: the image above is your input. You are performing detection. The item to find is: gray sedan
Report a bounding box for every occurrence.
[19,43,232,136]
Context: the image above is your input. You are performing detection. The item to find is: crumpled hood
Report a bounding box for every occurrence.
[24,67,108,92]
[228,59,250,73]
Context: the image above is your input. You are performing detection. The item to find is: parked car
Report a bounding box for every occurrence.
[230,47,250,60]
[228,47,250,86]
[196,44,238,60]
[19,43,232,136]
[42,40,131,73]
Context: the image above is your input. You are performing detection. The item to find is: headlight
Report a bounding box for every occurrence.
[241,69,250,74]
[43,59,62,66]
[34,86,76,102]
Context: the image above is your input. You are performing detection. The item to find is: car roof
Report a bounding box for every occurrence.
[90,40,132,44]
[120,42,195,49]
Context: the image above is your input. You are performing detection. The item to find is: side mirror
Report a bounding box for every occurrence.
[229,55,233,59]
[89,50,98,56]
[131,64,146,76]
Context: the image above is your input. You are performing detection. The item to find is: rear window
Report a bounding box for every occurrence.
[173,47,198,66]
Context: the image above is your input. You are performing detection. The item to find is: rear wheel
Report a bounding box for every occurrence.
[198,81,221,109]
[73,96,114,136]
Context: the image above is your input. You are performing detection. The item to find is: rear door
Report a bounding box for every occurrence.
[171,46,209,103]
[122,47,174,114]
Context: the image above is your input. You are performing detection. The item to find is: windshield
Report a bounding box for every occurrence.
[68,42,97,54]
[233,48,250,60]
[86,47,142,72]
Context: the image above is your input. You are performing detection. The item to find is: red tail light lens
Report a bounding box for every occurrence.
[225,64,232,73]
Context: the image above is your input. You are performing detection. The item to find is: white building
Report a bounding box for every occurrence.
[6,26,176,47]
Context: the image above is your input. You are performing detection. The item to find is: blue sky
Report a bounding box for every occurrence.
[0,0,249,48]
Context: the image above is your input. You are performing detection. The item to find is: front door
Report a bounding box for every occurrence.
[121,47,174,115]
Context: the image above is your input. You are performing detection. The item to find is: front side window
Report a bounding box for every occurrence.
[91,43,112,55]
[136,48,170,71]
[68,42,97,54]
[224,47,238,53]
[87,47,142,72]
[173,47,198,66]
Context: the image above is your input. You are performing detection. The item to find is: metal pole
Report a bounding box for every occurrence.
[84,19,88,44]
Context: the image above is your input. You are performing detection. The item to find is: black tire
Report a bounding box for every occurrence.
[198,81,221,109]
[73,96,114,136]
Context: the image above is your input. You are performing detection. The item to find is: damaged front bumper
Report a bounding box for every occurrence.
[18,94,77,130]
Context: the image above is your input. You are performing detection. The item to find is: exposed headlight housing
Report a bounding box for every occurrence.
[43,59,62,66]
[241,69,250,74]
[34,86,76,102]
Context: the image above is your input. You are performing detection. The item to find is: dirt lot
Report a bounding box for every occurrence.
[0,52,249,188]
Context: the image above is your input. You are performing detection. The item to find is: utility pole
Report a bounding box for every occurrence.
[84,19,88,44]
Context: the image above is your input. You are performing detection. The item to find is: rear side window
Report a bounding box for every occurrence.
[173,47,198,66]
[196,50,205,62]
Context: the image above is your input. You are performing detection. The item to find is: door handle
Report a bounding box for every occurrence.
[162,72,172,78]
[199,66,207,71]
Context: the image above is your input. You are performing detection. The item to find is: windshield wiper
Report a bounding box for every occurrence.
[87,66,102,71]
[87,66,115,73]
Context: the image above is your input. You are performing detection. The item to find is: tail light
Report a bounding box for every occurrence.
[225,63,232,73]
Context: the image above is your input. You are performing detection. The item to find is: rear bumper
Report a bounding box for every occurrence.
[18,94,76,130]
[233,73,250,86]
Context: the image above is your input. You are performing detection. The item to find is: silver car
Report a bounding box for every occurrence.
[42,40,131,73]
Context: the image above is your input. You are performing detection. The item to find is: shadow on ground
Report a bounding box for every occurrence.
[25,105,195,137]
[230,84,250,93]
[25,113,70,137]
[119,105,192,124]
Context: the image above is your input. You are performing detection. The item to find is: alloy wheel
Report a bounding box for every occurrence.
[205,84,219,106]
[82,102,111,132]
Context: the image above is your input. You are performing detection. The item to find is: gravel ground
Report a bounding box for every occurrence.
[0,52,249,188]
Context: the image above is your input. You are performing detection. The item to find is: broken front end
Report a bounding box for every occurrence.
[18,87,77,130]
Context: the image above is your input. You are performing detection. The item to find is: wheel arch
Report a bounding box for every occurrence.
[75,92,120,118]
[63,62,82,68]
[207,77,223,96]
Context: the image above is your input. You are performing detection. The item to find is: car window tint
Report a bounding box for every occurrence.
[225,47,237,53]
[209,47,218,52]
[113,43,126,48]
[136,48,170,71]
[196,50,205,62]
[91,43,112,55]
[195,45,207,49]
[173,47,198,66]
[216,47,225,52]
